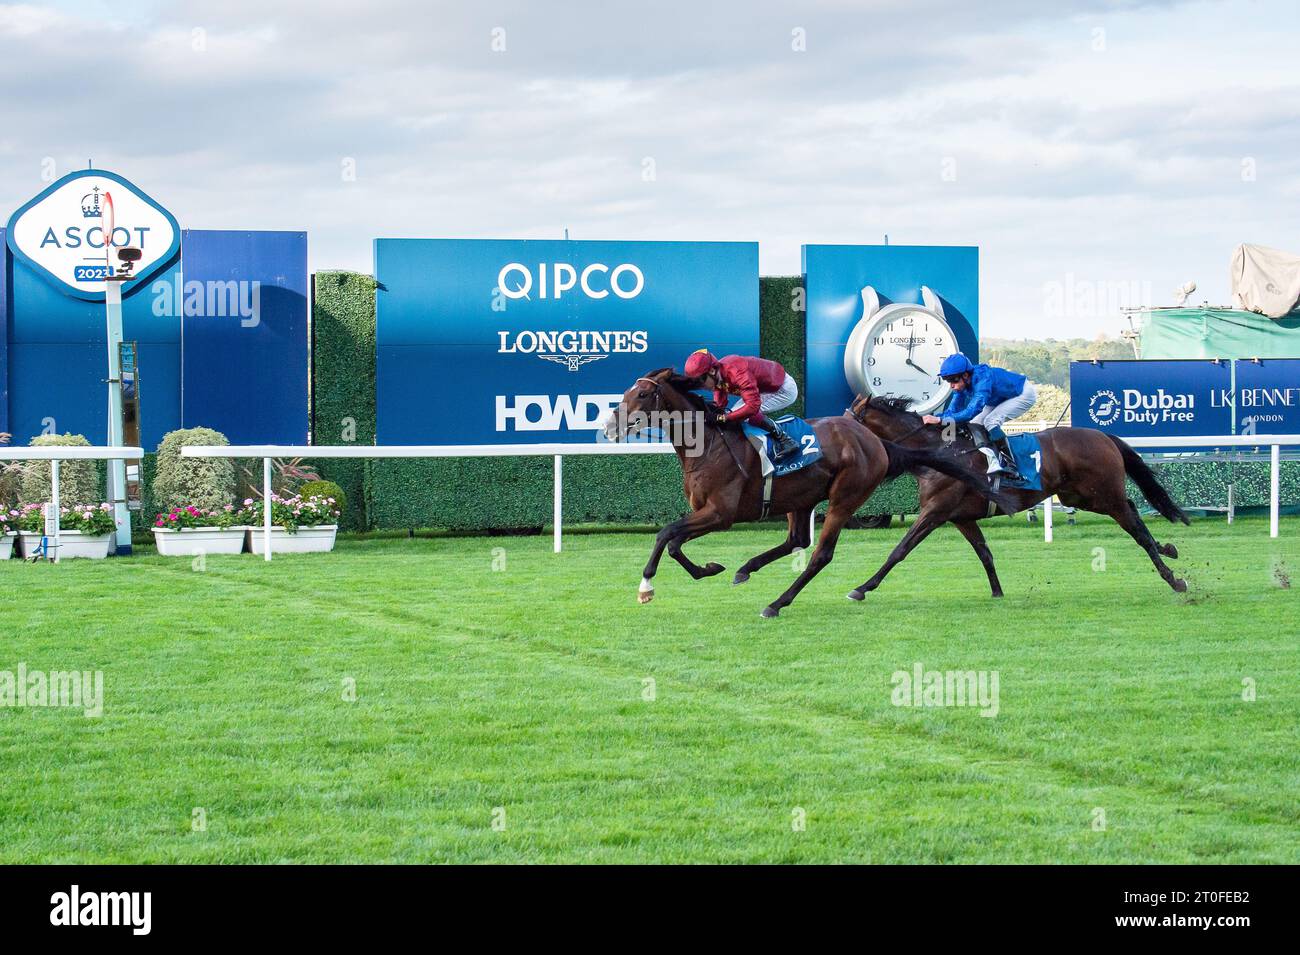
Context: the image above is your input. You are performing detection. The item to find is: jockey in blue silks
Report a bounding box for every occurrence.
[921,353,1038,480]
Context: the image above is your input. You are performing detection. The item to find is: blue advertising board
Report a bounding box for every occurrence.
[802,244,979,417]
[3,197,308,446]
[375,239,759,444]
[0,228,7,439]
[179,230,309,445]
[1069,360,1234,444]
[1234,359,1300,435]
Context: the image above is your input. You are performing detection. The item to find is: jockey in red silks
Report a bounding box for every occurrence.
[683,349,800,462]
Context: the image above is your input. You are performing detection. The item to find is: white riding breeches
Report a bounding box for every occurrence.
[759,374,799,416]
[970,381,1037,430]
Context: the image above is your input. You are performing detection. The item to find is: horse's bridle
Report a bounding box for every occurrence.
[632,377,748,477]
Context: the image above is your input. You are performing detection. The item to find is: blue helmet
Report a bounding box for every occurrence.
[939,353,974,378]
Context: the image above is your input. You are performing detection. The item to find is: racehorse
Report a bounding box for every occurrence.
[843,395,1190,596]
[603,369,1016,617]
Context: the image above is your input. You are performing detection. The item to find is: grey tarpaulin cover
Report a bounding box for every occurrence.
[1231,243,1300,318]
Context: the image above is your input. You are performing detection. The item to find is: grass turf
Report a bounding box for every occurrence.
[0,514,1296,863]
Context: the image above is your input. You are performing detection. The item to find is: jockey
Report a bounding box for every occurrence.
[921,353,1037,479]
[683,349,800,462]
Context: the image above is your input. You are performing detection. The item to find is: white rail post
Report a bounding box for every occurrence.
[1270,444,1280,539]
[50,459,61,564]
[1043,494,1053,543]
[1227,483,1234,525]
[809,508,816,546]
[553,454,563,553]
[263,457,273,562]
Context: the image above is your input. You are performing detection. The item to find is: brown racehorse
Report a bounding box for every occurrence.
[603,370,1015,618]
[842,395,1190,596]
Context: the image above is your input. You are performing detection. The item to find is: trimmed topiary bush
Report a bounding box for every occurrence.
[298,479,347,517]
[153,428,236,512]
[19,434,102,506]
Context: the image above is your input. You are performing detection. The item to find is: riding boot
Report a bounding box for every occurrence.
[755,416,799,462]
[993,434,1022,481]
[966,422,1003,475]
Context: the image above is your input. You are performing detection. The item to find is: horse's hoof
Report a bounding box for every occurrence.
[760,606,780,619]
[1161,543,1179,559]
[732,571,750,586]
[846,589,864,602]
[703,562,725,577]
[1172,578,1188,593]
[637,589,654,604]
[991,591,1004,599]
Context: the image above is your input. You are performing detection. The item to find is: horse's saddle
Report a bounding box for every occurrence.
[742,415,823,478]
[956,425,1044,491]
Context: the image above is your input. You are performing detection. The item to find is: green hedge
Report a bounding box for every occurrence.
[303,271,1300,531]
[311,271,378,531]
[759,276,806,417]
[311,273,913,530]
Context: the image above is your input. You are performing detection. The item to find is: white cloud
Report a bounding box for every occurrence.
[1,0,1295,337]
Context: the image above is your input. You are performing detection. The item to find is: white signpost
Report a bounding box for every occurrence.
[6,168,180,556]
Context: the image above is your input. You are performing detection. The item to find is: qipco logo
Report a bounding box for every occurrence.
[1088,389,1121,426]
[497,262,644,301]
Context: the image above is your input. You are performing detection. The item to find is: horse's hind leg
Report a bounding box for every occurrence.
[1128,500,1180,558]
[733,510,812,585]
[762,503,854,618]
[954,520,1003,597]
[1113,497,1186,592]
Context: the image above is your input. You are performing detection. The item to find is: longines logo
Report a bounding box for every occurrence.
[497,329,648,372]
[1088,389,1121,426]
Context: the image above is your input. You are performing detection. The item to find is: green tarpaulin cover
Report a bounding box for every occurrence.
[1139,308,1300,359]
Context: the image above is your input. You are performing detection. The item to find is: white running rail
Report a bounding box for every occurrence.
[181,443,677,560]
[1040,434,1298,542]
[0,446,145,561]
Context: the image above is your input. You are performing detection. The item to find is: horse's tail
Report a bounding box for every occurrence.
[882,440,1021,516]
[1107,434,1190,525]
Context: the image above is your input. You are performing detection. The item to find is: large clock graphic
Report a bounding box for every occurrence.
[843,285,957,414]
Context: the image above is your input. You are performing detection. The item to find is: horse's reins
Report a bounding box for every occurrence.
[636,377,749,478]
[847,399,930,444]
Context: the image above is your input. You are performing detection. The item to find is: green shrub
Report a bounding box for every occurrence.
[153,428,236,512]
[311,271,377,532]
[298,480,347,516]
[19,434,102,506]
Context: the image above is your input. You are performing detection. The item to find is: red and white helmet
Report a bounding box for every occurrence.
[684,349,718,379]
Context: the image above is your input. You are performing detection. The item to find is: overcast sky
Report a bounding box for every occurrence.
[2,0,1296,338]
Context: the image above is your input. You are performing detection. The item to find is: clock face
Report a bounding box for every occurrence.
[846,303,955,414]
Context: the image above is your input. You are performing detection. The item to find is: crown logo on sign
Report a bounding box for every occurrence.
[81,186,102,218]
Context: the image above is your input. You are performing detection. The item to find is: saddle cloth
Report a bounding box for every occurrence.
[741,415,823,478]
[988,427,1043,492]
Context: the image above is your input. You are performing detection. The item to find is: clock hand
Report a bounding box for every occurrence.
[906,358,931,377]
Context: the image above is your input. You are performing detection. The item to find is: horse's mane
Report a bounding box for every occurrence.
[644,368,710,411]
[868,395,920,418]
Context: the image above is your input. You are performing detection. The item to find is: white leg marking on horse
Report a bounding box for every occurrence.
[639,577,654,593]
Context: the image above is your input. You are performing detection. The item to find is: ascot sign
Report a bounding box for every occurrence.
[5,169,180,301]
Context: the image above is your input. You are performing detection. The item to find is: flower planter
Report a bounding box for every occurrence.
[247,525,338,555]
[152,526,248,556]
[0,533,14,560]
[18,530,112,560]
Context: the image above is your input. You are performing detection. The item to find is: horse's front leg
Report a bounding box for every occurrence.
[638,506,729,604]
